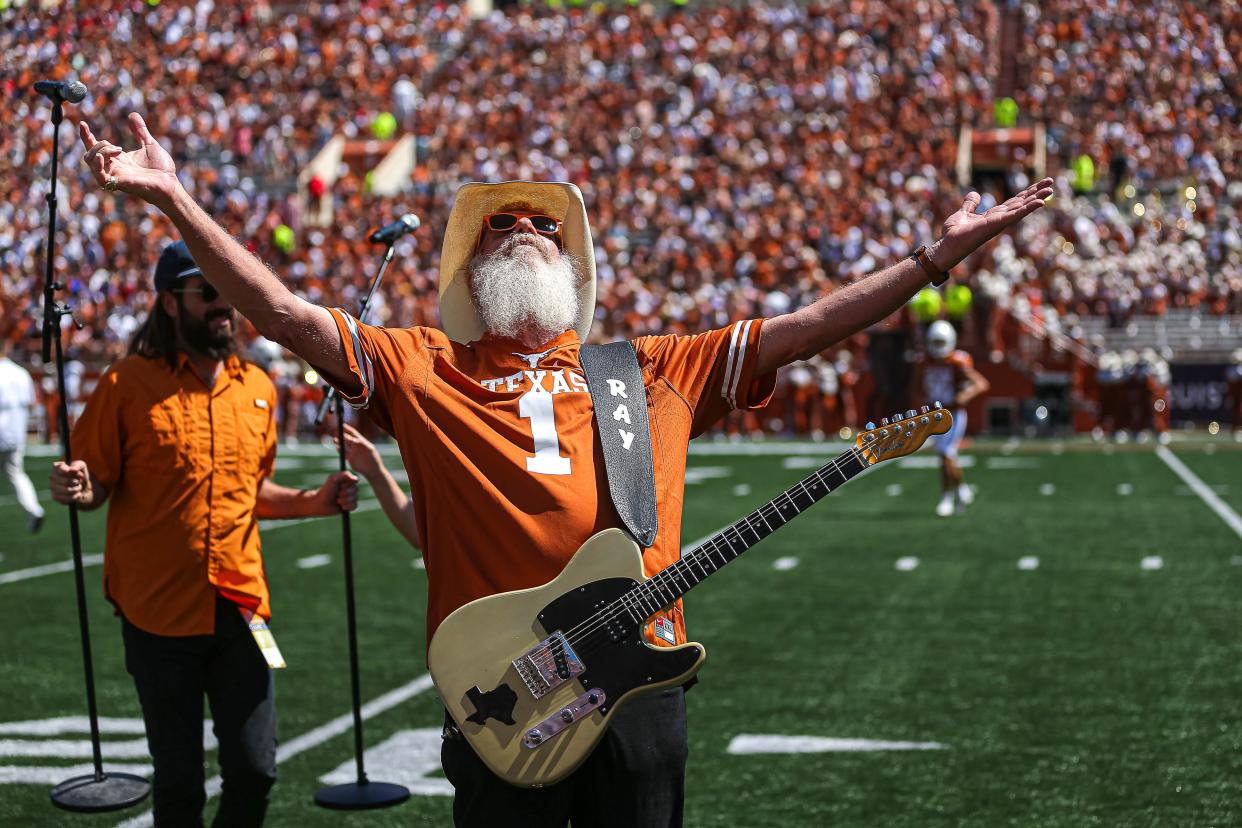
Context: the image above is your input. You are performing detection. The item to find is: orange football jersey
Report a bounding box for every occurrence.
[916,349,973,409]
[327,311,775,648]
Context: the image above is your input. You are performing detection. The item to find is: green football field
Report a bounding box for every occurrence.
[1,437,1240,827]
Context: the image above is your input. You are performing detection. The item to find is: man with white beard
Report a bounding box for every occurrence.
[79,113,1052,827]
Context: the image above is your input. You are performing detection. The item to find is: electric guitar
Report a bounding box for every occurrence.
[428,404,952,787]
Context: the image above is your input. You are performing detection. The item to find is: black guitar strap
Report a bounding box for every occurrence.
[579,341,659,549]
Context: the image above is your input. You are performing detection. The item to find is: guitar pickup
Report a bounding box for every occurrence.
[522,689,607,749]
[512,632,585,700]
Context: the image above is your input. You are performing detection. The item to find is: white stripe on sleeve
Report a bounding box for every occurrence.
[728,320,755,408]
[338,311,375,410]
[721,321,744,408]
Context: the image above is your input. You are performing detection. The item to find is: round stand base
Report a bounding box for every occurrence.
[50,772,151,813]
[314,780,410,811]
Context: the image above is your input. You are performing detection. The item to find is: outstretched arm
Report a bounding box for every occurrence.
[337,423,421,549]
[757,180,1054,375]
[78,113,359,395]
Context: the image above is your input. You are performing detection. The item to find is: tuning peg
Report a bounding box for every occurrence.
[920,405,930,414]
[892,413,903,423]
[864,421,876,430]
[906,409,917,418]
[933,400,942,409]
[880,417,889,426]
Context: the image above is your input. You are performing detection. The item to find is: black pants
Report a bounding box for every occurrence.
[442,687,688,828]
[121,597,277,828]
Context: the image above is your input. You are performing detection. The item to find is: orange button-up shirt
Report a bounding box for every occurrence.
[72,353,277,636]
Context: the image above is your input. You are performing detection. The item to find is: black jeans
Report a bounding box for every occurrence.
[121,596,277,828]
[442,687,688,828]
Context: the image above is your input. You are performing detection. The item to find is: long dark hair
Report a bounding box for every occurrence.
[127,294,180,370]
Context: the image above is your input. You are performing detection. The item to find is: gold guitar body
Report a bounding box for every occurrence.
[428,528,705,788]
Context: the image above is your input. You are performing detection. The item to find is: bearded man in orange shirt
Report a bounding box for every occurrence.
[49,240,358,827]
[78,113,1051,827]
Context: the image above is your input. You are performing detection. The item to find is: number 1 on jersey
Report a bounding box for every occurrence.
[518,389,571,475]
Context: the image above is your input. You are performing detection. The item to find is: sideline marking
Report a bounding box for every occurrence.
[728,734,946,754]
[0,554,103,585]
[116,674,435,828]
[1156,446,1242,541]
[0,717,145,736]
[684,466,732,484]
[0,737,150,759]
[0,762,153,786]
[318,728,451,796]
[1,501,384,586]
[0,489,49,507]
[296,554,332,570]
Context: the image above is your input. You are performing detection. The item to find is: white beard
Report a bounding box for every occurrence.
[469,235,582,348]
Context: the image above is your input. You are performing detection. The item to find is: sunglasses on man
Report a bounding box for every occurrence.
[482,212,564,249]
[172,283,221,302]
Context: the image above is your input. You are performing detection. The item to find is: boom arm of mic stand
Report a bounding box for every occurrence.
[314,243,398,426]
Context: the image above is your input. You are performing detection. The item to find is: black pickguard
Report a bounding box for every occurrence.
[536,577,701,715]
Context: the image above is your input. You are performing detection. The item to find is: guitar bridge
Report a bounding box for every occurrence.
[512,632,585,699]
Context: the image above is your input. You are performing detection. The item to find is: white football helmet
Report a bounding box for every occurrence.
[926,320,957,360]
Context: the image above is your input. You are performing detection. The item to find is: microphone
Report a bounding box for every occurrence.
[34,80,88,104]
[368,213,421,245]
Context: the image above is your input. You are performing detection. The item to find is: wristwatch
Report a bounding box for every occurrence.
[909,245,949,286]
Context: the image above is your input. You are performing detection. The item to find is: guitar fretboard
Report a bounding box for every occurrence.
[618,446,869,625]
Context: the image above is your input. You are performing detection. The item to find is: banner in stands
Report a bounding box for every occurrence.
[1168,363,1231,423]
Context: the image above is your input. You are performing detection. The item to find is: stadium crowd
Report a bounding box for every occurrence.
[1,0,1239,439]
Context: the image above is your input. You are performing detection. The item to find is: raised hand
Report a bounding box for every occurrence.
[335,423,384,480]
[931,177,1055,270]
[78,113,179,205]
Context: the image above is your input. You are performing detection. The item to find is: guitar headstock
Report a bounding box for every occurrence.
[855,402,954,465]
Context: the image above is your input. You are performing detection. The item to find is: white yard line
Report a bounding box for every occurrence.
[1,502,383,586]
[1155,446,1242,541]
[0,554,103,585]
[0,490,48,508]
[728,734,946,754]
[115,674,436,828]
[295,554,332,570]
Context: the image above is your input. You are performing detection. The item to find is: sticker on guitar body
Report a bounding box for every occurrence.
[653,615,677,645]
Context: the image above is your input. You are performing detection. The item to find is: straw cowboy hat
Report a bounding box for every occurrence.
[438,181,596,344]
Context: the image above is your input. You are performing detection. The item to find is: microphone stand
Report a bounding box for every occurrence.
[39,93,150,812]
[312,242,409,811]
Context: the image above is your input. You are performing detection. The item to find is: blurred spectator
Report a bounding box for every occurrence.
[1,1,1237,440]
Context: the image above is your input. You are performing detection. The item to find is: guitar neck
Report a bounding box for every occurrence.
[626,445,870,621]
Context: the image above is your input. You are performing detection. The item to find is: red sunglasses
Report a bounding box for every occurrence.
[482,212,564,248]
